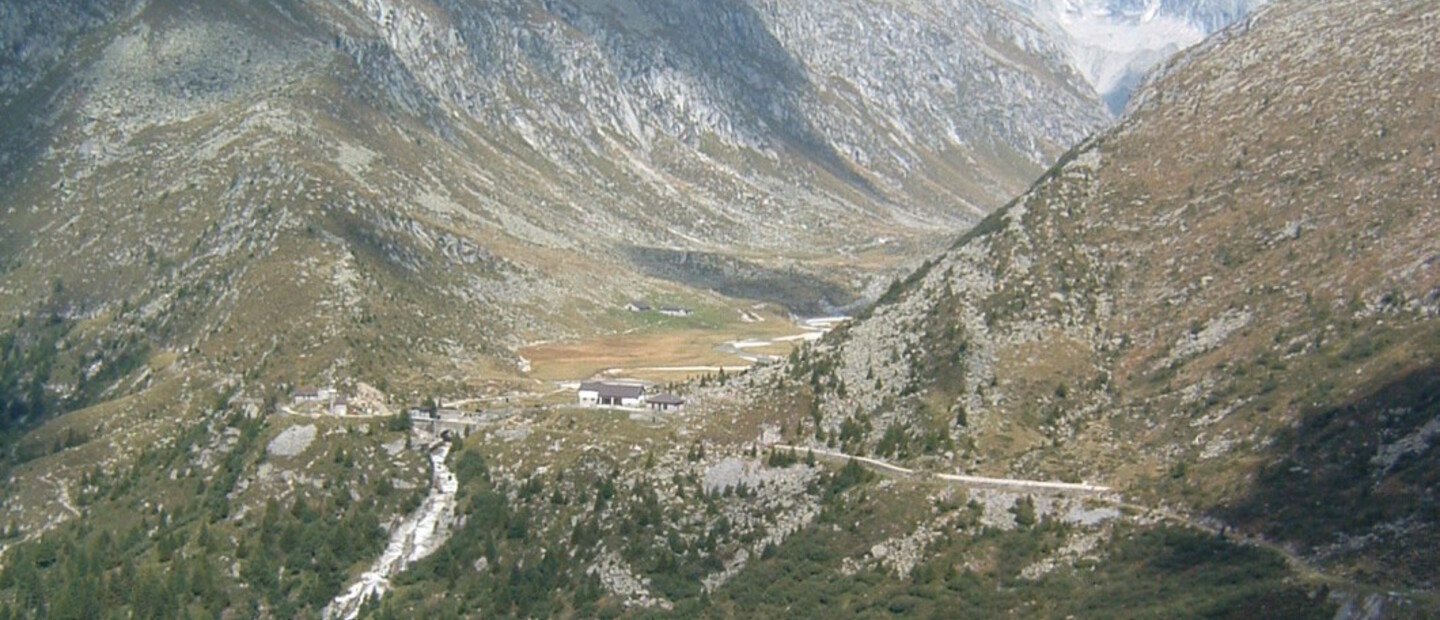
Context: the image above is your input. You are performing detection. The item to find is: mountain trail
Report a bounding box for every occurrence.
[769,444,1111,495]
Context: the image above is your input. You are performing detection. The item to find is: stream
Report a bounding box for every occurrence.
[324,441,459,620]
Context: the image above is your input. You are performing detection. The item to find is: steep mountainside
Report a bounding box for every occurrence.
[746,0,1438,596]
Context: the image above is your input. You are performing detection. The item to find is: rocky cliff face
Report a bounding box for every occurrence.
[319,0,1109,237]
[755,0,1438,593]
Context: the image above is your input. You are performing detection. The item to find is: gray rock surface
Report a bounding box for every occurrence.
[267,424,317,458]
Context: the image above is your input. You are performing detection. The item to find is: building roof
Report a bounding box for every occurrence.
[579,382,645,398]
[648,393,685,405]
[601,384,645,399]
[627,301,651,310]
[294,387,320,397]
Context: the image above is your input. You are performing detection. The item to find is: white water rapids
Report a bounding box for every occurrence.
[324,442,459,620]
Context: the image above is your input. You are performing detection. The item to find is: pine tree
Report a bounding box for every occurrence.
[1011,496,1037,529]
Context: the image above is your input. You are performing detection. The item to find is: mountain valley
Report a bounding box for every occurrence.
[1,0,1436,618]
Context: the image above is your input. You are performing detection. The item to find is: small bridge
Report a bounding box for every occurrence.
[408,408,513,436]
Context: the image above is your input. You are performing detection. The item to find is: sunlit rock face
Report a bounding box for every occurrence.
[1008,0,1267,113]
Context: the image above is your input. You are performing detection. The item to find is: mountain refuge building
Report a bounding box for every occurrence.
[577,382,646,408]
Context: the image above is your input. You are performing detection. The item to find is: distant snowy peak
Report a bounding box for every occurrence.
[1010,0,1266,113]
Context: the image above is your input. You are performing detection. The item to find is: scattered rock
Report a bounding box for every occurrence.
[588,550,672,610]
[267,424,317,457]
